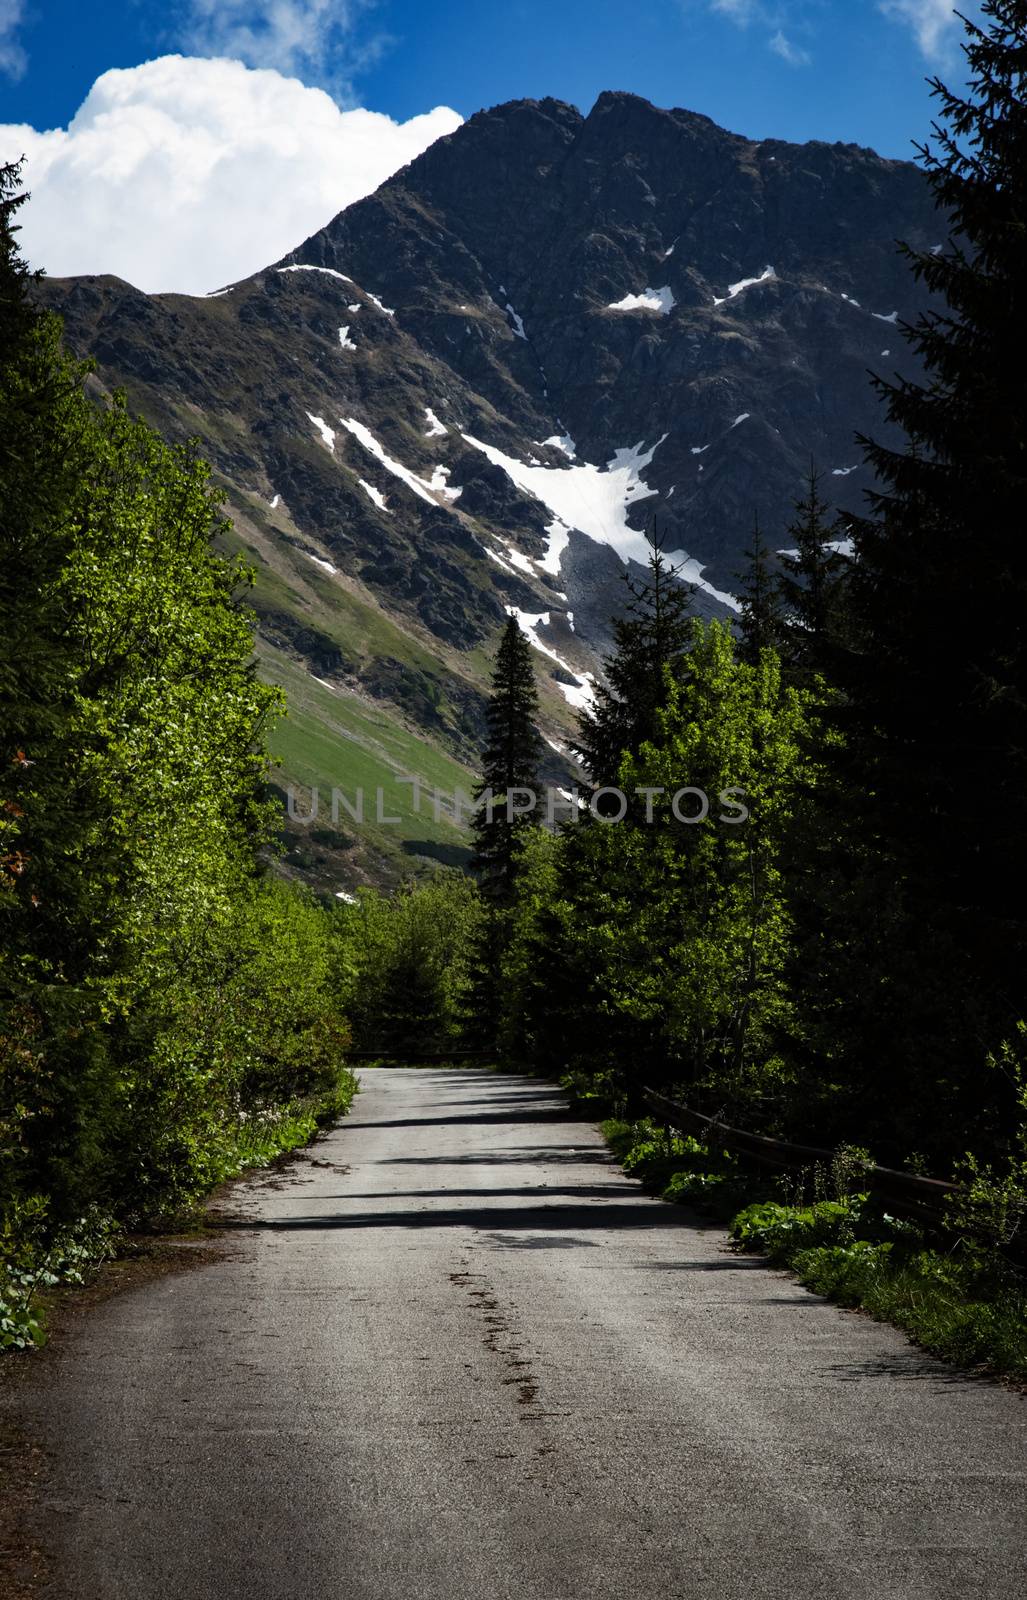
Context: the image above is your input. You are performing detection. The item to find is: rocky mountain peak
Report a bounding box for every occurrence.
[40,91,946,879]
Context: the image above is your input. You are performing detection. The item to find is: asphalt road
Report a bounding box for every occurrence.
[12,1068,1027,1599]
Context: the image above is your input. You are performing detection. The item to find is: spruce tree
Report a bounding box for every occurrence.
[736,513,785,664]
[1,160,37,362]
[470,615,543,905]
[573,546,694,785]
[775,463,850,679]
[833,0,1027,1158]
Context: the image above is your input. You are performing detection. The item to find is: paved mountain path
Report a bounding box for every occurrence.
[11,1069,1027,1598]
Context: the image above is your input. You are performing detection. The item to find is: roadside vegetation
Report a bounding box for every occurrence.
[601,1118,1027,1383]
[0,166,357,1348]
[2,3,1025,1380]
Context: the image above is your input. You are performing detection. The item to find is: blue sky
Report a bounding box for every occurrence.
[0,2,979,294]
[2,1,974,156]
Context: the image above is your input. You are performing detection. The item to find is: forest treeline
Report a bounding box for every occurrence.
[366,7,1027,1221]
[0,163,370,1342]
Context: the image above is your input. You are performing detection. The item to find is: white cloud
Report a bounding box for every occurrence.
[878,1,968,61]
[177,1,387,99]
[0,55,461,295]
[701,1,814,62]
[710,0,761,21]
[0,0,26,80]
[769,28,811,65]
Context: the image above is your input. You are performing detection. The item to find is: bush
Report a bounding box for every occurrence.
[0,1197,119,1350]
[337,876,481,1053]
[731,1197,861,1258]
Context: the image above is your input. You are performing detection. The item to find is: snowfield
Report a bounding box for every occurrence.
[714,266,776,307]
[607,285,676,314]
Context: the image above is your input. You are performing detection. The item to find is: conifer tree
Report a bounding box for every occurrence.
[470,615,543,905]
[829,0,1027,1157]
[736,513,785,664]
[775,464,849,679]
[573,546,694,784]
[1,160,37,362]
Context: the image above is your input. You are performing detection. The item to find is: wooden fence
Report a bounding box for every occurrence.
[641,1084,959,1228]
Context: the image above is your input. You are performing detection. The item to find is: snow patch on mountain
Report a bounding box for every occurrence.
[872,310,899,324]
[502,546,536,577]
[673,557,740,613]
[340,418,453,508]
[714,266,775,307]
[338,325,356,350]
[505,303,527,339]
[305,553,337,574]
[424,408,447,437]
[537,519,571,578]
[506,607,596,709]
[366,292,396,317]
[279,264,352,284]
[462,433,667,567]
[307,413,335,450]
[484,547,518,576]
[558,674,596,711]
[608,285,676,314]
[428,465,462,502]
[779,538,854,561]
[358,479,390,512]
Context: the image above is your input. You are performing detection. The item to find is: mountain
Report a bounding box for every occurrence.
[37,92,944,888]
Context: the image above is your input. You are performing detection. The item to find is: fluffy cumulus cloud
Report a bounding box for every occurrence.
[0,0,26,79]
[878,1,968,61]
[0,55,460,295]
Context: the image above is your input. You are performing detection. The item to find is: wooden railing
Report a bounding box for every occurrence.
[641,1084,959,1227]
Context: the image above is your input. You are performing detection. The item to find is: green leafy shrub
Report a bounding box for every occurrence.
[792,1241,1027,1379]
[602,1118,743,1208]
[731,1197,859,1258]
[1,206,359,1314]
[337,877,482,1054]
[662,1168,732,1204]
[0,1198,119,1350]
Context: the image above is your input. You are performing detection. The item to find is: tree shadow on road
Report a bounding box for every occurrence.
[483,1232,600,1249]
[344,1109,573,1130]
[378,1146,611,1165]
[307,1184,640,1202]
[819,1352,1004,1389]
[211,1200,701,1234]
